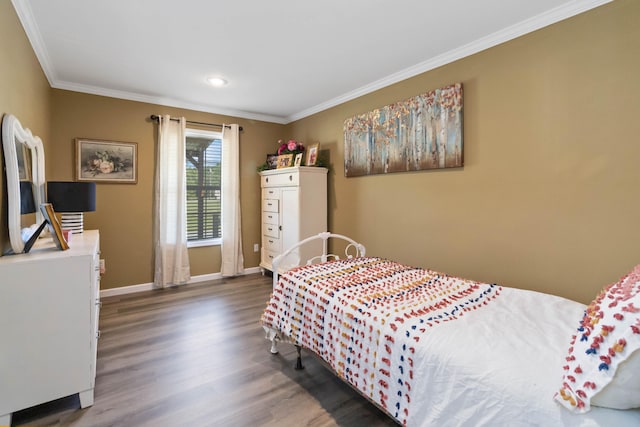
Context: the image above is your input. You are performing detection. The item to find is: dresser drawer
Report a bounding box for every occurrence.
[263,199,279,212]
[262,188,281,199]
[263,249,279,266]
[263,235,281,252]
[262,210,278,225]
[263,223,279,238]
[261,171,299,187]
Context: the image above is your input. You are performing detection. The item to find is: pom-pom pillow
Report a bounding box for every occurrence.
[555,264,640,413]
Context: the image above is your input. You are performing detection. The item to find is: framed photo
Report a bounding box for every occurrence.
[277,154,293,169]
[305,143,319,166]
[266,154,279,169]
[76,138,137,183]
[294,153,303,167]
[40,203,69,251]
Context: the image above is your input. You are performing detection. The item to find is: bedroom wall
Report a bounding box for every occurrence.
[286,0,640,304]
[49,90,283,289]
[0,0,52,255]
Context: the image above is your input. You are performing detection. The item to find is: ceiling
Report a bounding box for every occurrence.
[13,0,610,124]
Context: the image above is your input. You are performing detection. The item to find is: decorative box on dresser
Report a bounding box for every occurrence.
[259,166,327,272]
[0,230,101,426]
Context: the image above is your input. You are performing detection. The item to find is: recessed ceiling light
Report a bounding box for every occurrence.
[207,77,228,87]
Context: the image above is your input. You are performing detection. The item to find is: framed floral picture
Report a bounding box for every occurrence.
[76,138,137,183]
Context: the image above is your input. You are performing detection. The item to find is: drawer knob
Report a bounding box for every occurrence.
[266,177,269,183]
[289,175,293,181]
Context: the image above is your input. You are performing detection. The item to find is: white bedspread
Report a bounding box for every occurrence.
[407,286,640,426]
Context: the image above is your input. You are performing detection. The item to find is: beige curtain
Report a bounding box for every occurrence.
[221,124,245,276]
[154,115,190,287]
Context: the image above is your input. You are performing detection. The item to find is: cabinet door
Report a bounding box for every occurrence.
[0,257,91,416]
[280,187,300,264]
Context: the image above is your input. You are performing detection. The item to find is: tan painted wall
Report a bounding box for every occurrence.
[49,90,283,289]
[287,0,640,304]
[0,0,51,254]
[3,0,638,302]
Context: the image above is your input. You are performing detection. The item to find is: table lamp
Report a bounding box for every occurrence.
[47,181,96,233]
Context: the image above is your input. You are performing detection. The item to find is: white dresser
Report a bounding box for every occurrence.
[0,230,100,426]
[259,167,327,271]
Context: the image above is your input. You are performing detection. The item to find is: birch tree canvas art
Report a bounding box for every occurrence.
[344,83,463,177]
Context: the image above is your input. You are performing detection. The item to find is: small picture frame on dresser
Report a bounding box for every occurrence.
[277,154,293,169]
[266,154,278,169]
[40,203,69,251]
[294,153,303,167]
[305,143,319,166]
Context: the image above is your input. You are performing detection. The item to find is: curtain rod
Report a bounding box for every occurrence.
[149,115,243,131]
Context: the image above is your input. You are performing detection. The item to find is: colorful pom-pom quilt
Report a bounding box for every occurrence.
[262,257,640,426]
[262,257,502,424]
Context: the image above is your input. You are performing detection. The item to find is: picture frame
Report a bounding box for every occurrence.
[39,203,69,251]
[305,143,319,166]
[344,83,463,177]
[266,154,279,169]
[294,153,303,167]
[76,138,138,183]
[277,154,293,169]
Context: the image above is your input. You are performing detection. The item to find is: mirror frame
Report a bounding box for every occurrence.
[2,114,45,254]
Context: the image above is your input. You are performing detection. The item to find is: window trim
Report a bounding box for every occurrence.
[187,237,221,248]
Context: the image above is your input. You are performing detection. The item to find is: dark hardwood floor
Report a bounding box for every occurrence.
[12,274,397,427]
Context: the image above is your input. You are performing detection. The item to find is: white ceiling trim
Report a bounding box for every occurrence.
[11,0,56,86]
[53,80,289,125]
[287,0,613,123]
[13,0,612,125]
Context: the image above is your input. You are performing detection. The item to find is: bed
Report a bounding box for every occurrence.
[261,232,640,426]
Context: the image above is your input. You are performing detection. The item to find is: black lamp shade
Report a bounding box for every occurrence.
[20,181,36,214]
[47,181,96,212]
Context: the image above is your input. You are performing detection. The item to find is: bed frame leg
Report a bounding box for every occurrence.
[294,345,304,370]
[269,337,279,354]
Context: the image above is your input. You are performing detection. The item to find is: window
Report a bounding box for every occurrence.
[185,129,222,247]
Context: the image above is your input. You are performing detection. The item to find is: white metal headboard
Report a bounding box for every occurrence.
[271,231,366,288]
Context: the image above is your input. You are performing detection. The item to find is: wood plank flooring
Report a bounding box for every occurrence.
[12,274,397,427]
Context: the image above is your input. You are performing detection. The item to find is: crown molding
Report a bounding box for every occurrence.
[13,0,611,126]
[11,0,56,86]
[286,0,613,123]
[52,80,289,124]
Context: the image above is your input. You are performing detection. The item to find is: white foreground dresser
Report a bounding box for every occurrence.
[0,230,100,426]
[259,167,327,272]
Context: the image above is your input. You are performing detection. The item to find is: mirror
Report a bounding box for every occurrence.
[2,114,45,254]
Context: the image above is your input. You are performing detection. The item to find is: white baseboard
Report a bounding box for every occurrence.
[100,266,263,298]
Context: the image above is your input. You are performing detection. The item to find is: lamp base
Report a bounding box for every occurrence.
[60,212,84,234]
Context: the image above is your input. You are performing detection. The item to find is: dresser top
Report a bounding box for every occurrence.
[259,166,327,177]
[0,230,99,264]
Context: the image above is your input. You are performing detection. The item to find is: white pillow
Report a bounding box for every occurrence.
[555,264,640,413]
[592,349,640,409]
